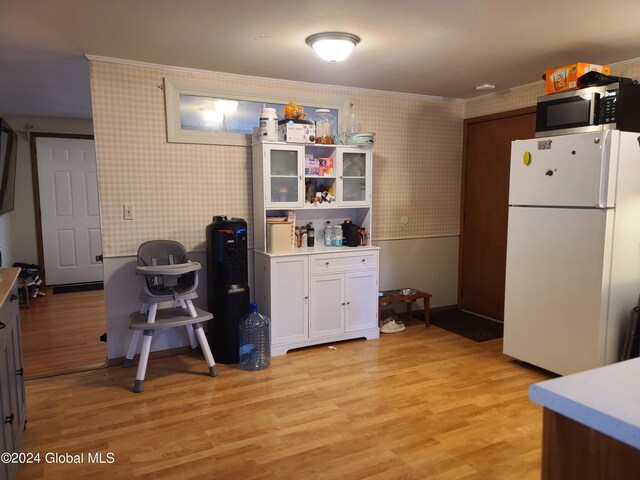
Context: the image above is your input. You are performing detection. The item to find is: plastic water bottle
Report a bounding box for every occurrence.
[239,303,271,371]
[324,221,333,246]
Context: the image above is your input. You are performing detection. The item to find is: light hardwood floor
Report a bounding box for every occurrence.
[20,288,108,378]
[17,318,551,479]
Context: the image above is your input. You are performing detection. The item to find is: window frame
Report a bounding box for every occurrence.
[164,77,350,147]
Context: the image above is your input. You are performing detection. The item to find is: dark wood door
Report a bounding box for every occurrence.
[459,110,535,321]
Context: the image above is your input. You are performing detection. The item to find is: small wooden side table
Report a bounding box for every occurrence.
[379,288,432,327]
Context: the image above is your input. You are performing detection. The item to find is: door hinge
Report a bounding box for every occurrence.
[100,333,107,343]
[95,254,103,263]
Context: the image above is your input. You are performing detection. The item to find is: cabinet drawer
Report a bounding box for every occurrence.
[310,251,378,275]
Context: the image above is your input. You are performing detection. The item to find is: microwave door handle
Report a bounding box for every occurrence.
[591,92,601,124]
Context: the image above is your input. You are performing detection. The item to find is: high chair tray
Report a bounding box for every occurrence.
[136,262,201,276]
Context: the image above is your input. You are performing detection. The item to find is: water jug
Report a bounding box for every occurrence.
[239,303,271,370]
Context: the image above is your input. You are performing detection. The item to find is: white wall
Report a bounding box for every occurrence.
[376,236,459,310]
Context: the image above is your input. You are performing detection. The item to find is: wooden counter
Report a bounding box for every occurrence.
[0,267,20,305]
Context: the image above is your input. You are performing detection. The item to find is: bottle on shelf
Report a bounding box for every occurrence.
[259,106,278,142]
[307,222,315,247]
[301,226,307,247]
[239,303,271,371]
[324,221,333,246]
[295,226,302,248]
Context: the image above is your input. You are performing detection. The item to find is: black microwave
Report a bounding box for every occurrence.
[535,82,640,137]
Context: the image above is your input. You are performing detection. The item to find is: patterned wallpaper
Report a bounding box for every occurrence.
[90,57,640,257]
[90,60,465,257]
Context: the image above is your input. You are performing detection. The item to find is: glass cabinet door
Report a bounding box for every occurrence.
[266,146,303,207]
[339,148,371,206]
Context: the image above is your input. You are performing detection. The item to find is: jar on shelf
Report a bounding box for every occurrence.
[314,109,335,144]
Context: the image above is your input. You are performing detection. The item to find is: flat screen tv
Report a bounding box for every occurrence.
[0,117,18,214]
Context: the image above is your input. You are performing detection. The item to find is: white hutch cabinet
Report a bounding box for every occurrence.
[252,142,379,356]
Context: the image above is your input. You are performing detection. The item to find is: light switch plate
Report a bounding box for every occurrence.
[123,203,134,220]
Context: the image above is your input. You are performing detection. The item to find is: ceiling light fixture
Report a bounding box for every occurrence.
[475,83,496,91]
[305,32,361,63]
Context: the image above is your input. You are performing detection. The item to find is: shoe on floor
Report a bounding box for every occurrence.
[380,319,406,334]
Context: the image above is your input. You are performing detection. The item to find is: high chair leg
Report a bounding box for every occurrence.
[123,330,143,368]
[186,324,198,353]
[194,323,217,376]
[133,330,154,393]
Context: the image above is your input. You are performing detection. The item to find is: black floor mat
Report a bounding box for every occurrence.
[52,282,104,294]
[430,309,503,342]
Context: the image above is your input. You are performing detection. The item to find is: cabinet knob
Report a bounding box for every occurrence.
[361,259,366,263]
[347,301,351,305]
[0,321,5,330]
[341,302,346,306]
[325,262,330,266]
[10,294,17,302]
[4,414,14,425]
[304,296,309,300]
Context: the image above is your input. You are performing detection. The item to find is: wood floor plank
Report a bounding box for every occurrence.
[20,288,108,377]
[17,319,549,479]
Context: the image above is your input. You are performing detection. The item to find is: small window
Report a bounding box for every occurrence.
[164,78,347,146]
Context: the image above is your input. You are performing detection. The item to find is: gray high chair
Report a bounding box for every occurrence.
[124,240,218,392]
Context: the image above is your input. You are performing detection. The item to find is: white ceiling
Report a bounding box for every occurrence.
[1,0,640,120]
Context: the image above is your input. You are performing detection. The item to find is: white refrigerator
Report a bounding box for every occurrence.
[503,130,640,375]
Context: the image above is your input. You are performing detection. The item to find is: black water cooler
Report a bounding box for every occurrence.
[206,216,250,364]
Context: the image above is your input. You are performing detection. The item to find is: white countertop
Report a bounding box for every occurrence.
[529,357,640,449]
[256,244,380,257]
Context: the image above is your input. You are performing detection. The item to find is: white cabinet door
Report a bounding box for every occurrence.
[345,270,378,332]
[270,255,309,345]
[309,274,345,338]
[337,148,372,206]
[264,144,304,208]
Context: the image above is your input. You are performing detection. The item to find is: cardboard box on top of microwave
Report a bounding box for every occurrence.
[544,63,611,94]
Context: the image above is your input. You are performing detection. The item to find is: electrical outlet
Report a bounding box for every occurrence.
[401,215,409,225]
[123,203,134,220]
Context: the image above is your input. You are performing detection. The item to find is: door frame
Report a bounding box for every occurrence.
[458,106,536,308]
[29,132,95,285]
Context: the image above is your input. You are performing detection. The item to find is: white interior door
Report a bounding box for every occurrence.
[36,137,103,286]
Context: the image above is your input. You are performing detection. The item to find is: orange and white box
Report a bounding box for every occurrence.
[318,157,334,176]
[545,62,611,94]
